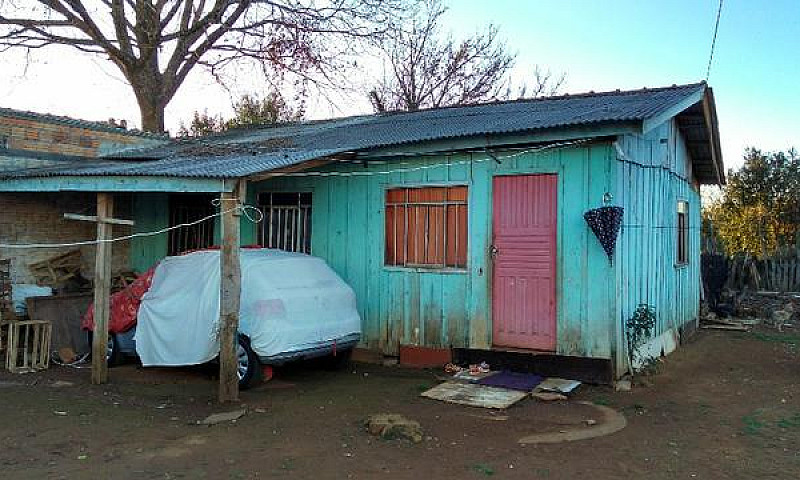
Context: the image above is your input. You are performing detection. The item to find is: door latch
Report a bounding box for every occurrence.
[489,245,499,259]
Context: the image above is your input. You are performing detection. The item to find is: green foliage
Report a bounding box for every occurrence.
[469,463,495,476]
[742,412,765,436]
[625,304,656,371]
[178,91,304,137]
[704,148,800,256]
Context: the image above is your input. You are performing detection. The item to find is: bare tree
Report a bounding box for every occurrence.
[0,1,407,132]
[514,65,567,99]
[368,0,515,113]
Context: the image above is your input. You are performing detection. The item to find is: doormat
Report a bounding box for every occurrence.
[421,382,528,409]
[477,371,543,391]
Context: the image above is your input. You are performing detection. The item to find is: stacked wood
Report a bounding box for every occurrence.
[28,250,83,288]
[0,259,12,322]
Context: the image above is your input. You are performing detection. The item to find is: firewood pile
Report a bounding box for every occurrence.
[703,289,799,332]
[28,250,83,288]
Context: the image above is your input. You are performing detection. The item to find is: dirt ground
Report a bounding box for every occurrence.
[1,328,798,480]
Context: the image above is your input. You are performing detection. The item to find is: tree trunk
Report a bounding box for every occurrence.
[136,94,166,134]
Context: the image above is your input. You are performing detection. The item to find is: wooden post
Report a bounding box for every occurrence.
[218,180,245,403]
[92,193,113,384]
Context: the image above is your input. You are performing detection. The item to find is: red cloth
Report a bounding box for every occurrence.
[82,268,156,333]
[81,246,262,333]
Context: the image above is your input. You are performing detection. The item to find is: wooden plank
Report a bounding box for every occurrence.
[63,213,135,226]
[420,382,528,409]
[91,193,113,385]
[0,176,232,193]
[218,179,245,403]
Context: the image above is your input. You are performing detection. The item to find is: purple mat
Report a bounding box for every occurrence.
[477,371,544,391]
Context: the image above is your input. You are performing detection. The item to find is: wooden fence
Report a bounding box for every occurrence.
[710,251,800,293]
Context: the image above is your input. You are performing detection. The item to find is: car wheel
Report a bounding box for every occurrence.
[236,336,261,390]
[325,348,353,371]
[107,334,123,367]
[86,331,122,367]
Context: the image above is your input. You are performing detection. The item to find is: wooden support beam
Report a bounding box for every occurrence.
[218,179,246,403]
[91,193,113,385]
[246,158,334,182]
[63,213,135,226]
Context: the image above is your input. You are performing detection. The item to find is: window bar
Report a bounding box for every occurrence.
[441,204,446,268]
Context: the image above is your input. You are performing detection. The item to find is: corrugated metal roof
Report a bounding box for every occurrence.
[1,83,710,180]
[0,106,167,139]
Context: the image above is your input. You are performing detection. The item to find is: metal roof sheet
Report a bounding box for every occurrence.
[1,82,712,180]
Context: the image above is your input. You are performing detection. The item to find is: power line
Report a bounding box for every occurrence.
[705,0,724,81]
[0,140,589,249]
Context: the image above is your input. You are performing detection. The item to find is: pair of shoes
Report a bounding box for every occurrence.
[468,362,491,375]
[444,363,462,374]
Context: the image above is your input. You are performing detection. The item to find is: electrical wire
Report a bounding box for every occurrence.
[265,139,592,178]
[0,139,588,249]
[0,203,264,249]
[705,0,724,81]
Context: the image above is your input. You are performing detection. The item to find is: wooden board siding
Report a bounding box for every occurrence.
[614,119,701,374]
[242,141,617,359]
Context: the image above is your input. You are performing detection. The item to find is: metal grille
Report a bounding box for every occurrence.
[385,186,468,268]
[258,192,312,254]
[167,194,216,256]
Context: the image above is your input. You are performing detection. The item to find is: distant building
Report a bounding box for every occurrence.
[0,107,168,282]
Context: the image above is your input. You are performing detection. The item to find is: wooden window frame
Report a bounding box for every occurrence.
[676,200,689,266]
[385,185,468,270]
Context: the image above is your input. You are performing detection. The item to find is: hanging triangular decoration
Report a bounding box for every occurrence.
[584,206,624,265]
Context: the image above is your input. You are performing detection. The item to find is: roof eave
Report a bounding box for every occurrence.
[703,88,725,185]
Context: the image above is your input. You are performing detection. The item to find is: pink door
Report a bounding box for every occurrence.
[492,175,557,351]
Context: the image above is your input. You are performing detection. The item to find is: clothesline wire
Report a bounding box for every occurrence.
[0,140,589,250]
[0,202,263,249]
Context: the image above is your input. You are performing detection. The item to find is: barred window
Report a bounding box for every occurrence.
[385,186,468,268]
[168,194,216,256]
[258,192,312,254]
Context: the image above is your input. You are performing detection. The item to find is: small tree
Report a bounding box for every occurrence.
[625,304,656,373]
[704,148,800,256]
[178,91,304,137]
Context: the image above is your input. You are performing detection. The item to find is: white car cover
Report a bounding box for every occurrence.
[134,249,361,366]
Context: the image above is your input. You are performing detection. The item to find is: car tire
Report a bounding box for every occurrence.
[237,336,261,390]
[325,348,353,371]
[107,334,123,367]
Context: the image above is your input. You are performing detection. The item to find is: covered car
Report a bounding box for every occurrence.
[86,249,362,387]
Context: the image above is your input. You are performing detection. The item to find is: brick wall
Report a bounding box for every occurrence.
[0,192,132,285]
[0,115,163,158]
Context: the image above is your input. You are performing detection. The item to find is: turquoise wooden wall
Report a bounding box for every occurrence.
[247,142,617,358]
[129,193,255,272]
[613,119,701,373]
[131,193,169,272]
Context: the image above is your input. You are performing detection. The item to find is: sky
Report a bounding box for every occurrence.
[0,0,797,171]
